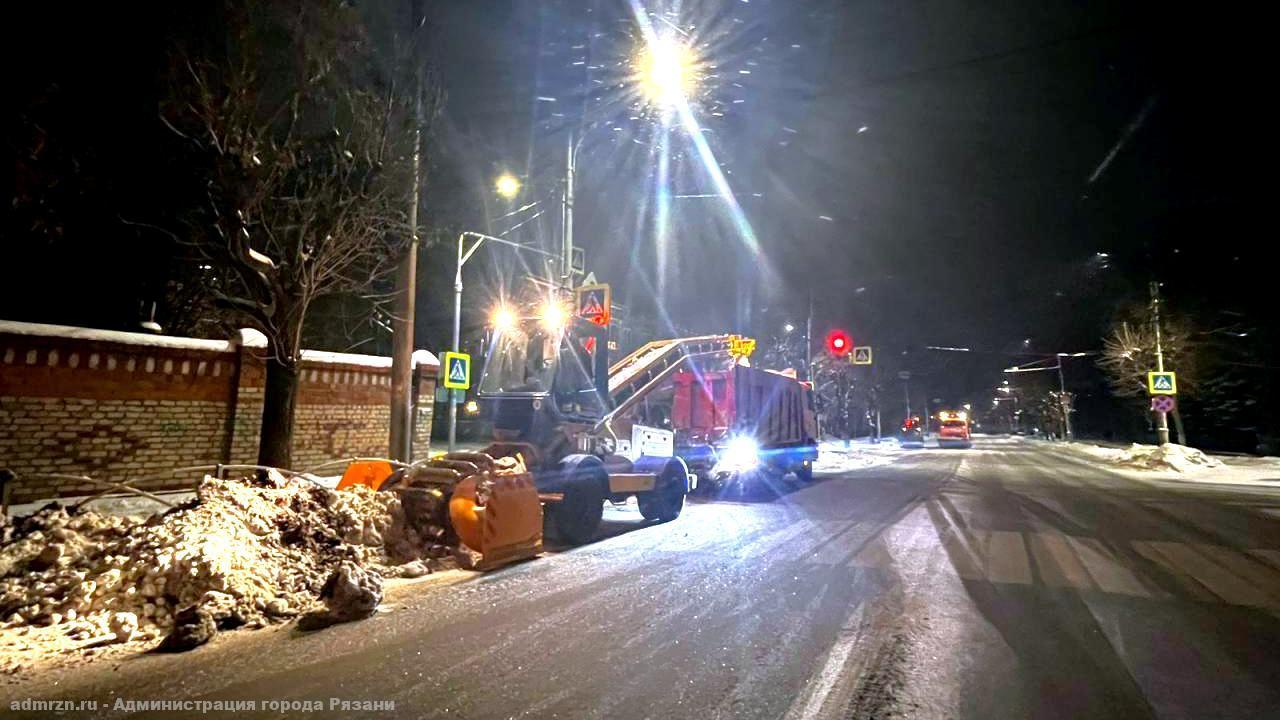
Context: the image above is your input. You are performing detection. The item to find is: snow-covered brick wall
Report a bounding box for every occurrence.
[0,322,438,503]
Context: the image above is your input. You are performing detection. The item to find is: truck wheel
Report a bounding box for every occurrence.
[637,458,688,522]
[549,458,606,545]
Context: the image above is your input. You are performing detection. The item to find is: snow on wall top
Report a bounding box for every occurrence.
[300,348,439,370]
[0,320,234,353]
[0,320,439,369]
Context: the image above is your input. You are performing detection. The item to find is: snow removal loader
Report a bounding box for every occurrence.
[337,294,815,569]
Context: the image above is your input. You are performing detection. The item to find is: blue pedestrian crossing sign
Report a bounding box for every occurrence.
[443,352,471,390]
[1147,371,1176,396]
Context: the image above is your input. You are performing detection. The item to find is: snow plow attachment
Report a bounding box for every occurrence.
[447,458,543,570]
[337,453,542,570]
[336,460,396,491]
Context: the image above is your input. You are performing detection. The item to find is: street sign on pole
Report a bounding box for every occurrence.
[1147,371,1177,395]
[1151,395,1176,413]
[443,352,471,390]
[575,283,611,327]
[852,346,873,365]
[898,370,911,380]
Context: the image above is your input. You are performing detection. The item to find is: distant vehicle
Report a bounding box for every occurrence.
[899,415,925,448]
[937,410,972,448]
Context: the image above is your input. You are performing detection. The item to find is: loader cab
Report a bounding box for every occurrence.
[476,308,611,438]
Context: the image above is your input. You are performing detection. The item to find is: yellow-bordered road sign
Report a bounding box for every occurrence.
[1147,371,1176,395]
[852,346,873,365]
[444,352,471,390]
[729,335,756,359]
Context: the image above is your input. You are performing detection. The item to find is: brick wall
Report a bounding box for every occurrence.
[0,322,438,504]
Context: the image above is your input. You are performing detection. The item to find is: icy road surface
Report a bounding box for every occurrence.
[8,437,1280,719]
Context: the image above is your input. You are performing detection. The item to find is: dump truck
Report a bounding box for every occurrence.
[669,365,819,488]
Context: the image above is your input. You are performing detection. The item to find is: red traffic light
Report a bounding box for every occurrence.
[826,329,852,357]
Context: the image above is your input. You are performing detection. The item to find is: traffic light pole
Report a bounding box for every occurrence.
[1150,281,1170,445]
[1056,357,1072,441]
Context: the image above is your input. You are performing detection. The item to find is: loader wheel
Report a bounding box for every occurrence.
[638,459,687,523]
[551,484,603,545]
[548,458,606,545]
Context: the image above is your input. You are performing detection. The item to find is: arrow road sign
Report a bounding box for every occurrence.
[1147,371,1177,395]
[1151,395,1176,413]
[443,351,471,390]
[852,346,873,365]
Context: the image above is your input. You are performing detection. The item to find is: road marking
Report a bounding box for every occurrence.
[784,602,867,720]
[941,529,986,580]
[1135,541,1278,608]
[1066,536,1150,597]
[1028,533,1095,590]
[986,530,1033,584]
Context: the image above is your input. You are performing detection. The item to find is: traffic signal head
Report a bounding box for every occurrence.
[826,329,852,357]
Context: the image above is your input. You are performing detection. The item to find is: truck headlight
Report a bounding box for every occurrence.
[718,436,761,472]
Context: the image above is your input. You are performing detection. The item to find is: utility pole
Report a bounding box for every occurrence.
[1150,280,1170,445]
[805,291,814,381]
[903,375,912,419]
[561,131,576,290]
[389,1,424,462]
[1056,356,1073,441]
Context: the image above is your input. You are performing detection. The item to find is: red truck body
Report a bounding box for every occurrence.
[670,365,819,481]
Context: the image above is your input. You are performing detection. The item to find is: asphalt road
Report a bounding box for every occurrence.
[10,437,1280,719]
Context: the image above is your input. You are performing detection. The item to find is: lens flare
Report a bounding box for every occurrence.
[634,35,700,108]
[490,306,518,333]
[494,173,521,199]
[540,301,569,332]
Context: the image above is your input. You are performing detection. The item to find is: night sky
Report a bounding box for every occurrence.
[4,0,1273,440]
[423,0,1270,408]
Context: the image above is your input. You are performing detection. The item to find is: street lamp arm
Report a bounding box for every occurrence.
[459,231,558,269]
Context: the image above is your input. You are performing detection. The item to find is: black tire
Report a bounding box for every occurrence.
[637,459,687,522]
[549,462,605,545]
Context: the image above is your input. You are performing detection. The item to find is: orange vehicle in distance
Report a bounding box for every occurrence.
[937,410,972,448]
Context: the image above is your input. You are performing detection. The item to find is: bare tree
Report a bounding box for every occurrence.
[160,0,435,467]
[1098,306,1199,445]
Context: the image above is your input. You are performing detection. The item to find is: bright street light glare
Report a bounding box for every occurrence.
[490,306,518,333]
[495,173,521,199]
[635,35,699,108]
[540,302,568,333]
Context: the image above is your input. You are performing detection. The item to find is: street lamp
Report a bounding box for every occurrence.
[495,173,521,199]
[634,35,700,108]
[490,305,517,334]
[783,322,795,334]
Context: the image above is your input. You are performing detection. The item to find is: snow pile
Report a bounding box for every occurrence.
[814,440,904,473]
[0,473,451,646]
[1112,443,1224,473]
